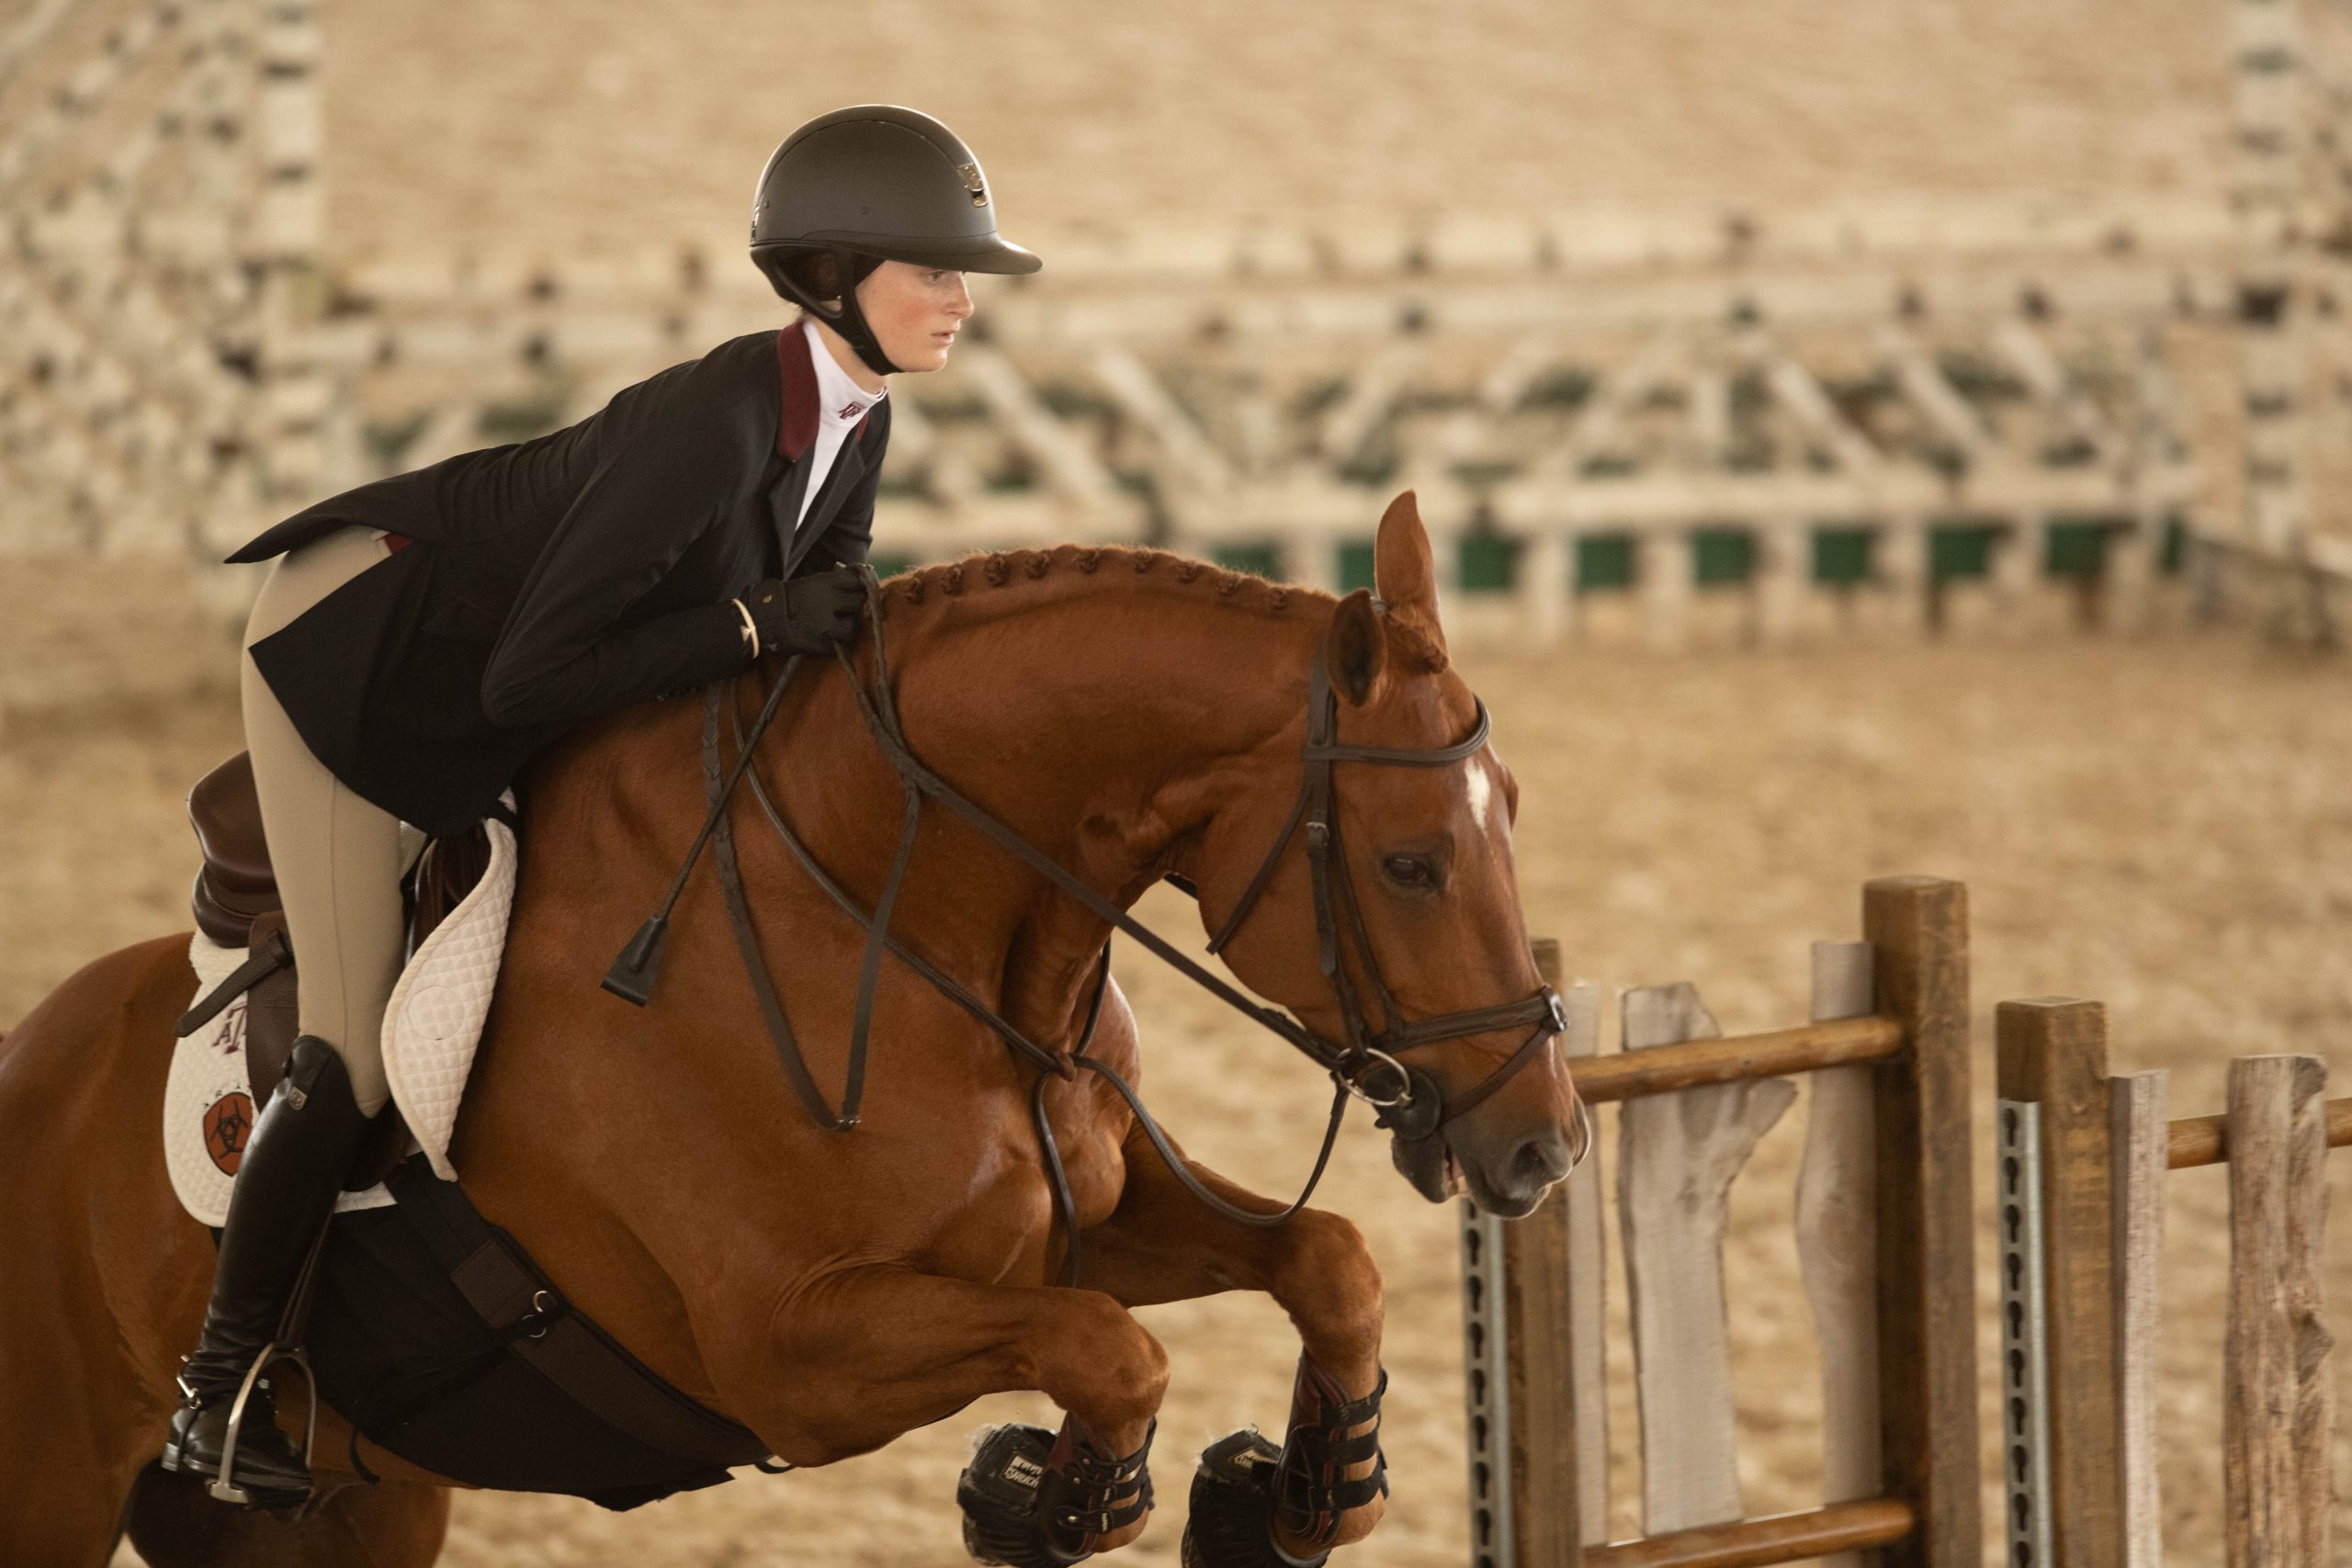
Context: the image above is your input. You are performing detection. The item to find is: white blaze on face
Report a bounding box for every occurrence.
[1464,756,1497,836]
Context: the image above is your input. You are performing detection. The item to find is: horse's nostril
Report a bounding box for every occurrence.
[1510,1133,1570,1188]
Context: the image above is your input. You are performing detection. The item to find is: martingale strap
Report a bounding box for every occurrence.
[705,692,857,1128]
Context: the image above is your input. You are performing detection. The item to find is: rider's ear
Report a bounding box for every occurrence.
[1327,589,1388,707]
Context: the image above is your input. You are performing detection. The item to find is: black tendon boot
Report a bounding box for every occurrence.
[959,1415,1156,1566]
[160,1036,370,1506]
[1180,1358,1388,1568]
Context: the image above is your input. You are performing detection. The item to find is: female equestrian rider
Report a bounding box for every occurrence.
[161,104,1043,1507]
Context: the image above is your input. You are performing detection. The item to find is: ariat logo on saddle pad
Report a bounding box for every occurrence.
[201,1091,253,1175]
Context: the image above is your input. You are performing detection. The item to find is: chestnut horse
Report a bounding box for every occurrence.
[0,491,1576,1566]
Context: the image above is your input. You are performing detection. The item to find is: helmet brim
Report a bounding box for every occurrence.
[765,231,1044,276]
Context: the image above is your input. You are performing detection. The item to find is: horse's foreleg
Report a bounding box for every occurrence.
[752,1268,1167,1554]
[1074,1125,1388,1559]
[123,1463,450,1567]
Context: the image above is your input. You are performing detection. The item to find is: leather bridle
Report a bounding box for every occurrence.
[1195,635,1569,1142]
[605,570,1585,1277]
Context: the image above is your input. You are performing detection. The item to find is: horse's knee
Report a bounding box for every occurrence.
[1273,1212,1383,1346]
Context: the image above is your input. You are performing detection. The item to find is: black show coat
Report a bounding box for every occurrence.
[229,325,891,838]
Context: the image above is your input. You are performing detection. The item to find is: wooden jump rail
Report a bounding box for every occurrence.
[2165,1095,2352,1169]
[1565,1015,1905,1105]
[1578,1498,1918,1568]
[1464,876,1976,1568]
[1997,999,2342,1568]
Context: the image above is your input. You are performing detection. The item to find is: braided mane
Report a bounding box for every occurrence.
[876,544,1449,673]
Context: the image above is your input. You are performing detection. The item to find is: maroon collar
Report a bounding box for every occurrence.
[776,325,820,462]
[777,323,879,461]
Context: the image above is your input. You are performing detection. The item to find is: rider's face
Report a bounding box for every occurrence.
[854,260,975,377]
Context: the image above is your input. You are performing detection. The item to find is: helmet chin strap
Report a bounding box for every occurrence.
[767,244,903,378]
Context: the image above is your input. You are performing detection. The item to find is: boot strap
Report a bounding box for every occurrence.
[1275,1363,1390,1546]
[1043,1416,1157,1540]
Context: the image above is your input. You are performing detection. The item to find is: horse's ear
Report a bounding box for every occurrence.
[1374,490,1447,658]
[1327,589,1388,707]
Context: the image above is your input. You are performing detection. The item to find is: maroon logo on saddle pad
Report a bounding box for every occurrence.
[203,1093,254,1175]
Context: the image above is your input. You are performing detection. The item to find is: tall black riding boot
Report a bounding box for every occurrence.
[160,1035,370,1507]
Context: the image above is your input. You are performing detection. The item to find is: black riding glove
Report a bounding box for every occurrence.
[742,568,864,656]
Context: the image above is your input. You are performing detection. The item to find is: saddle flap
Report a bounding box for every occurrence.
[232,911,413,1192]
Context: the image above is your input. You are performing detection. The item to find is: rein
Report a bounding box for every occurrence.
[605,569,1579,1278]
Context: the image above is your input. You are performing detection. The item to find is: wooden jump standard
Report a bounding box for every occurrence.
[1999,998,2346,1568]
[1463,876,1977,1568]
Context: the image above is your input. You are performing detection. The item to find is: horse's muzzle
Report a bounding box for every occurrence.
[1390,1111,1577,1217]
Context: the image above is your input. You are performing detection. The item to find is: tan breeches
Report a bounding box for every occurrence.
[238,525,412,1118]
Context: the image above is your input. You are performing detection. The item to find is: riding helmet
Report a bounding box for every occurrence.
[750,105,1042,376]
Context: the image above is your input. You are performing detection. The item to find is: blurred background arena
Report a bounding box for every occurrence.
[3,1,2348,1562]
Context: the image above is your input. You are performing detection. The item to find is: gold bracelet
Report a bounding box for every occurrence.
[731,596,760,658]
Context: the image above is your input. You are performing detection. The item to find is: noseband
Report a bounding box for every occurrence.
[605,572,1582,1274]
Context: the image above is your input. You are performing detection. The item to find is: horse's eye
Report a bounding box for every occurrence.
[1382,854,1438,889]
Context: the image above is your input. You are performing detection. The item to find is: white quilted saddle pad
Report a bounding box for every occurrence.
[164,802,519,1226]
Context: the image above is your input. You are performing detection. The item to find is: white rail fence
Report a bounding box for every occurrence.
[5,2,2349,645]
[0,0,323,570]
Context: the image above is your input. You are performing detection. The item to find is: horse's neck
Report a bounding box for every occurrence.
[880,587,1318,1026]
[895,588,1315,863]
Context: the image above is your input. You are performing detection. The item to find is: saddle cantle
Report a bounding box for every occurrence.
[189,749,486,956]
[188,750,278,949]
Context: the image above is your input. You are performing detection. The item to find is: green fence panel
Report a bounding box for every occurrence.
[1813,526,1874,584]
[1693,527,1755,586]
[1459,536,1517,592]
[868,553,917,581]
[1929,522,1998,581]
[2044,520,2114,578]
[2160,512,2187,574]
[1339,539,1378,592]
[1577,534,1636,592]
